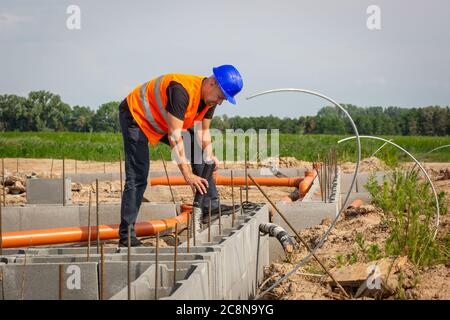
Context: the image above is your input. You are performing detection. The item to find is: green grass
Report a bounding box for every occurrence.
[0,132,449,162]
[366,170,449,268]
[0,131,171,161]
[279,134,450,164]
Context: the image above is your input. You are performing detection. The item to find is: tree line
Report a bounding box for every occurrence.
[213,105,449,136]
[1,91,449,136]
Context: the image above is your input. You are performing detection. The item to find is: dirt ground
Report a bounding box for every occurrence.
[258,158,450,300]
[1,156,449,300]
[261,203,449,300]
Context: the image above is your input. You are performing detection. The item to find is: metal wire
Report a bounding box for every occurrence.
[338,135,440,238]
[247,88,361,299]
[410,144,450,171]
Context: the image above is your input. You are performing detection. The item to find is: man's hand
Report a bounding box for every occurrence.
[184,173,209,195]
[211,155,219,171]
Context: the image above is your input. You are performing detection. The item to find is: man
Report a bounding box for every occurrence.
[118,64,244,247]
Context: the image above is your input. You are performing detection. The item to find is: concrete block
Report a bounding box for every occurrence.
[1,204,271,300]
[110,264,185,300]
[340,192,372,208]
[162,263,211,300]
[275,202,336,230]
[103,261,200,299]
[0,206,21,233]
[2,205,80,232]
[340,172,385,194]
[66,173,122,184]
[0,248,40,256]
[102,261,152,299]
[27,178,72,205]
[118,246,217,255]
[270,202,336,263]
[39,247,119,256]
[14,252,209,264]
[138,203,179,220]
[1,262,98,300]
[143,186,178,203]
[219,207,269,299]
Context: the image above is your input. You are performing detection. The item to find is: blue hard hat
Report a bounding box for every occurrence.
[212,64,243,105]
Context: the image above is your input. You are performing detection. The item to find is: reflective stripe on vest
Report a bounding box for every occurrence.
[153,76,169,124]
[139,76,167,135]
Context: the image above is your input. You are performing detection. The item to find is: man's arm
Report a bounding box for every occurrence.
[166,112,209,194]
[199,118,219,171]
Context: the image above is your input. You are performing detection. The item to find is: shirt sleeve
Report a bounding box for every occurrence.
[166,81,189,121]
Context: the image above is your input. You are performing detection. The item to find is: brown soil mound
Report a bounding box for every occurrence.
[341,157,389,173]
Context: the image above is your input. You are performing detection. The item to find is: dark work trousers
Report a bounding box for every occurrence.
[118,99,218,240]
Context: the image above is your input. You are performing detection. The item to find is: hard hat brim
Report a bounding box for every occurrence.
[223,90,236,105]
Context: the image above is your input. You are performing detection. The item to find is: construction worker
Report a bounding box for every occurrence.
[118,65,244,247]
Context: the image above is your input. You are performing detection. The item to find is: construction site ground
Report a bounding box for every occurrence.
[1,156,449,300]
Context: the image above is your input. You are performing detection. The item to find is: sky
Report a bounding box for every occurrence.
[0,0,449,117]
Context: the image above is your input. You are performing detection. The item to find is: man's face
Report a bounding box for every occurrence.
[205,78,226,107]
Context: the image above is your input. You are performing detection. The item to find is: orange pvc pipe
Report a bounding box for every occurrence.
[299,170,318,197]
[216,176,303,187]
[347,199,363,209]
[1,208,192,249]
[150,175,303,187]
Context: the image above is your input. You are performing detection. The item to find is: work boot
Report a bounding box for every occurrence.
[201,203,241,224]
[119,237,143,247]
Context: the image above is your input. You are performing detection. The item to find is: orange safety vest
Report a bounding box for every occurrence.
[126,74,212,146]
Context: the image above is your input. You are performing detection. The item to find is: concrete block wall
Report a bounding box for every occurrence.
[340,172,385,195]
[0,205,270,300]
[173,207,270,300]
[2,203,177,233]
[110,263,208,300]
[0,262,98,300]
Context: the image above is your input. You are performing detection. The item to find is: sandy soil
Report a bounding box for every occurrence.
[261,204,450,300]
[258,161,450,300]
